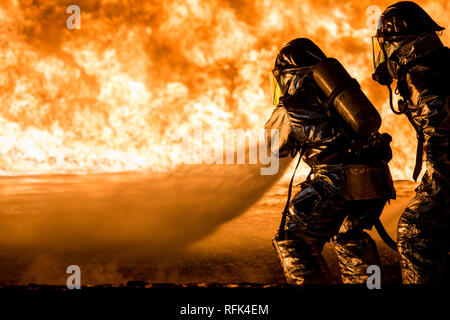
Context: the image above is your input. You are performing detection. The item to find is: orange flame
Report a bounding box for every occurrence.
[0,0,448,179]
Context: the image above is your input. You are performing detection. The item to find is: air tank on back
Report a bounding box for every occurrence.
[313,58,381,136]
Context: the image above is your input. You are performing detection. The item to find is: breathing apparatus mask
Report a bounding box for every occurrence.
[372,36,394,86]
[269,69,291,107]
[371,35,406,115]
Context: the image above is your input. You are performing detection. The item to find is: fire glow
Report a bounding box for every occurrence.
[0,0,448,178]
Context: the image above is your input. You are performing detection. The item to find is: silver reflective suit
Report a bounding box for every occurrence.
[266,67,396,285]
[392,35,450,284]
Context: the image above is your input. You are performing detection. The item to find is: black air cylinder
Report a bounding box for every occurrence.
[313,58,381,136]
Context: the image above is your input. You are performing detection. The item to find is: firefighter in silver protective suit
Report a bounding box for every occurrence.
[372,1,450,284]
[266,38,396,285]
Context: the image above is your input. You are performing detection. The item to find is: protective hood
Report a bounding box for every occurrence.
[394,32,444,67]
[271,38,326,105]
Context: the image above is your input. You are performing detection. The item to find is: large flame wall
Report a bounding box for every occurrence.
[0,0,448,178]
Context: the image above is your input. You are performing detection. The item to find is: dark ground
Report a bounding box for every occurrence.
[0,178,416,286]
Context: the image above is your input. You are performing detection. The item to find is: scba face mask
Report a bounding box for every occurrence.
[269,69,297,106]
[371,36,393,85]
